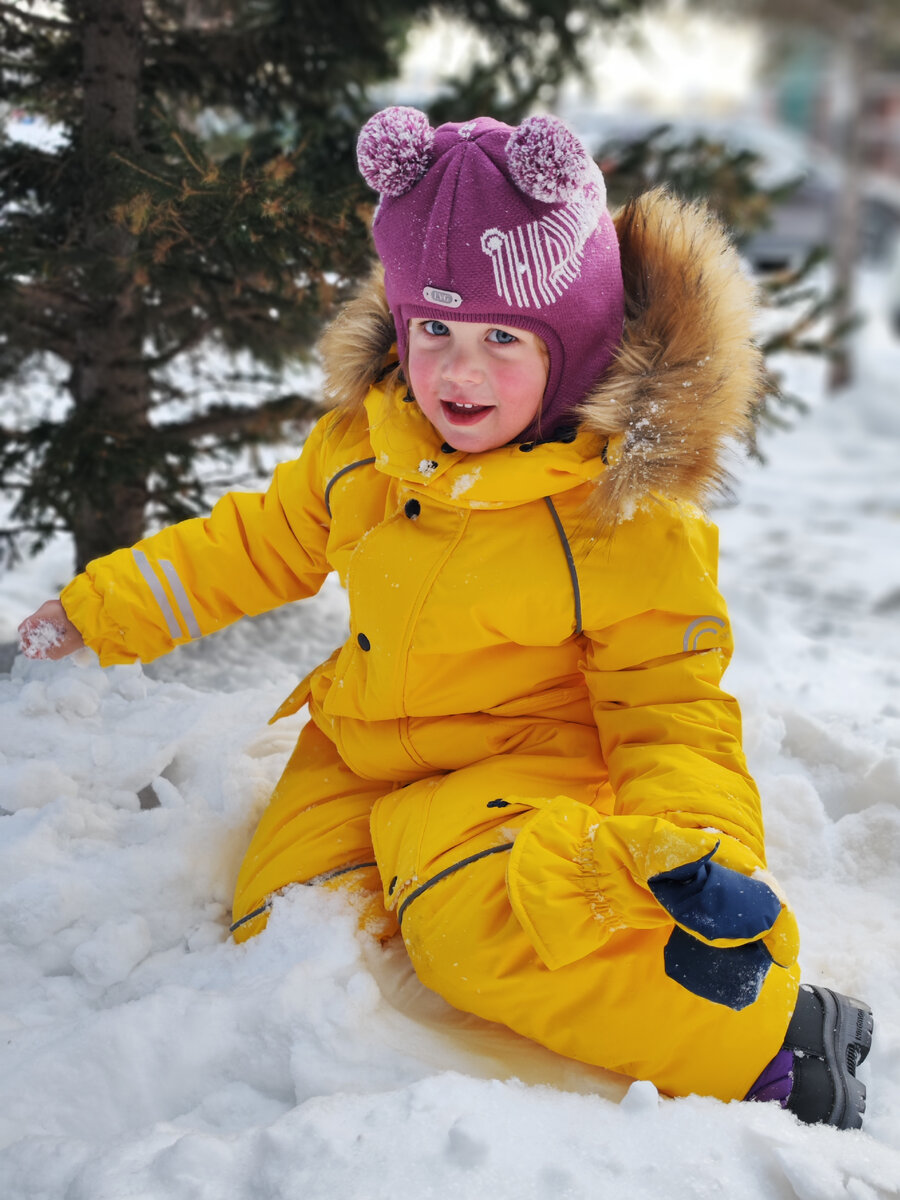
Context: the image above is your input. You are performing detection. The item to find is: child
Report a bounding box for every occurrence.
[19,108,873,1127]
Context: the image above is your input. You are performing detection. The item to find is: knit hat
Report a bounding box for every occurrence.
[357,107,625,440]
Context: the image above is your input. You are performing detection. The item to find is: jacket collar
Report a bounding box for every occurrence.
[319,187,764,523]
[364,383,606,508]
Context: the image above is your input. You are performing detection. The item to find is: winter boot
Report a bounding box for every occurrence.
[748,984,874,1130]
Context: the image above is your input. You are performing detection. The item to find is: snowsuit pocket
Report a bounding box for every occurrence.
[505,796,658,970]
[369,771,545,916]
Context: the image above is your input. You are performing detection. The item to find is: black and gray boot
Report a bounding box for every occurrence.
[783,984,874,1130]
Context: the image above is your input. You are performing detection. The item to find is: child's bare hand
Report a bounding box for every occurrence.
[17,601,85,661]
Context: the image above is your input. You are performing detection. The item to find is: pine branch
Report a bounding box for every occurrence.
[159,393,324,441]
[6,288,80,360]
[9,322,78,363]
[13,282,89,319]
[144,319,217,368]
[0,2,74,31]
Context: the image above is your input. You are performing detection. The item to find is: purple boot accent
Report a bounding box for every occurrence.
[745,1048,794,1107]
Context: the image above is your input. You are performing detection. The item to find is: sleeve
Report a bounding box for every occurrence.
[580,498,765,862]
[504,499,800,973]
[60,413,336,666]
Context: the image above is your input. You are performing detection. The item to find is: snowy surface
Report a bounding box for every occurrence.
[1,281,900,1198]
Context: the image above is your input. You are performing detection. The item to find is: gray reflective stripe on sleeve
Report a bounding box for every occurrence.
[132,549,182,639]
[158,559,202,639]
[682,615,726,652]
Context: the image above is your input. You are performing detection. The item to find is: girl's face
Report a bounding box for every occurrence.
[407,318,549,452]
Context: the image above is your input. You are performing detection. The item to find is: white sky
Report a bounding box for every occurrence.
[398,3,763,119]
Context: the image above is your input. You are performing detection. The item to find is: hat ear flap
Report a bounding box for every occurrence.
[357,106,435,197]
[506,115,604,206]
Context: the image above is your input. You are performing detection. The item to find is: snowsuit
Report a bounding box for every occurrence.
[61,190,801,1103]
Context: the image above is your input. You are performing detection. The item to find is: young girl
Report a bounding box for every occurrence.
[19,108,872,1127]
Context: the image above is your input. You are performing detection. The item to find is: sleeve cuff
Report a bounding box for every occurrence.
[60,575,139,666]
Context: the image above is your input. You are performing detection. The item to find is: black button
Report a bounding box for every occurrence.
[402,391,415,403]
[357,632,371,651]
[518,442,534,453]
[441,442,456,454]
[556,427,577,443]
[388,875,397,895]
[404,499,421,519]
[487,798,510,808]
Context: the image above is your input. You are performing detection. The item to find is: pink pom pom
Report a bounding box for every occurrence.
[506,116,595,203]
[357,106,434,197]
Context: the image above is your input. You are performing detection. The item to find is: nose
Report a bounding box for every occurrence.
[441,343,482,385]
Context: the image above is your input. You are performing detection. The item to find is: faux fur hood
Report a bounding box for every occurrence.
[318,187,764,524]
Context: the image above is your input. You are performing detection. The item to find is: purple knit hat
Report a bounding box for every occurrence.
[357,107,625,439]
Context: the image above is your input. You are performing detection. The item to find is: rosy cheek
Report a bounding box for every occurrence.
[407,353,437,402]
[498,363,537,395]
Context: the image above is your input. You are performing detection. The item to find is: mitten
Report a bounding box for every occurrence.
[506,797,798,1004]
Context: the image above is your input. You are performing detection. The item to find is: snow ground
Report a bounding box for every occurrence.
[1,280,900,1199]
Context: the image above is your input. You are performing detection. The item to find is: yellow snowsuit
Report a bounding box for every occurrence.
[61,190,800,1103]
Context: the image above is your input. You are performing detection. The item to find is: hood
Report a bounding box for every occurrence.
[318,187,764,524]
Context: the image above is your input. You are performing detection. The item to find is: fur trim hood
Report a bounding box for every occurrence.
[318,187,764,524]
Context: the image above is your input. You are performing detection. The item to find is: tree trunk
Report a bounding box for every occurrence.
[71,0,148,571]
[827,12,872,392]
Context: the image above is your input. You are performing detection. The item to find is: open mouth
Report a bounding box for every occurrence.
[440,400,492,425]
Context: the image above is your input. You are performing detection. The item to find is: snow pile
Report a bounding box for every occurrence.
[1,279,900,1198]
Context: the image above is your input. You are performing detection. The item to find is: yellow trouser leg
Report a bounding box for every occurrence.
[369,759,799,1103]
[231,720,394,941]
[396,844,798,1102]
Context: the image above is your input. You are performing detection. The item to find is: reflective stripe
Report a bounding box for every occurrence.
[158,559,202,639]
[324,457,377,517]
[229,903,269,934]
[544,497,583,637]
[228,861,377,935]
[132,549,182,639]
[682,615,726,652]
[397,842,515,926]
[305,860,378,886]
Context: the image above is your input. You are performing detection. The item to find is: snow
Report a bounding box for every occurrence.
[450,467,482,498]
[2,276,900,1198]
[16,619,64,660]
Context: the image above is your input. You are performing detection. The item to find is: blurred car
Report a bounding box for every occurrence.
[742,171,835,274]
[563,109,900,275]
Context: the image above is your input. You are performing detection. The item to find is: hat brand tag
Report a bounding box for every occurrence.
[423,286,463,308]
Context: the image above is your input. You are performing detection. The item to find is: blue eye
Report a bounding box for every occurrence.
[488,328,517,344]
[423,320,450,336]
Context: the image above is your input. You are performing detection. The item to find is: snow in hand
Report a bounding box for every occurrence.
[1,276,900,1198]
[17,618,63,660]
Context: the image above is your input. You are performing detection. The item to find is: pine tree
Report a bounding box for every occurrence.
[1,0,639,570]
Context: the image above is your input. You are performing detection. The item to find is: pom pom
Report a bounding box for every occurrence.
[357,106,434,197]
[506,116,596,204]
